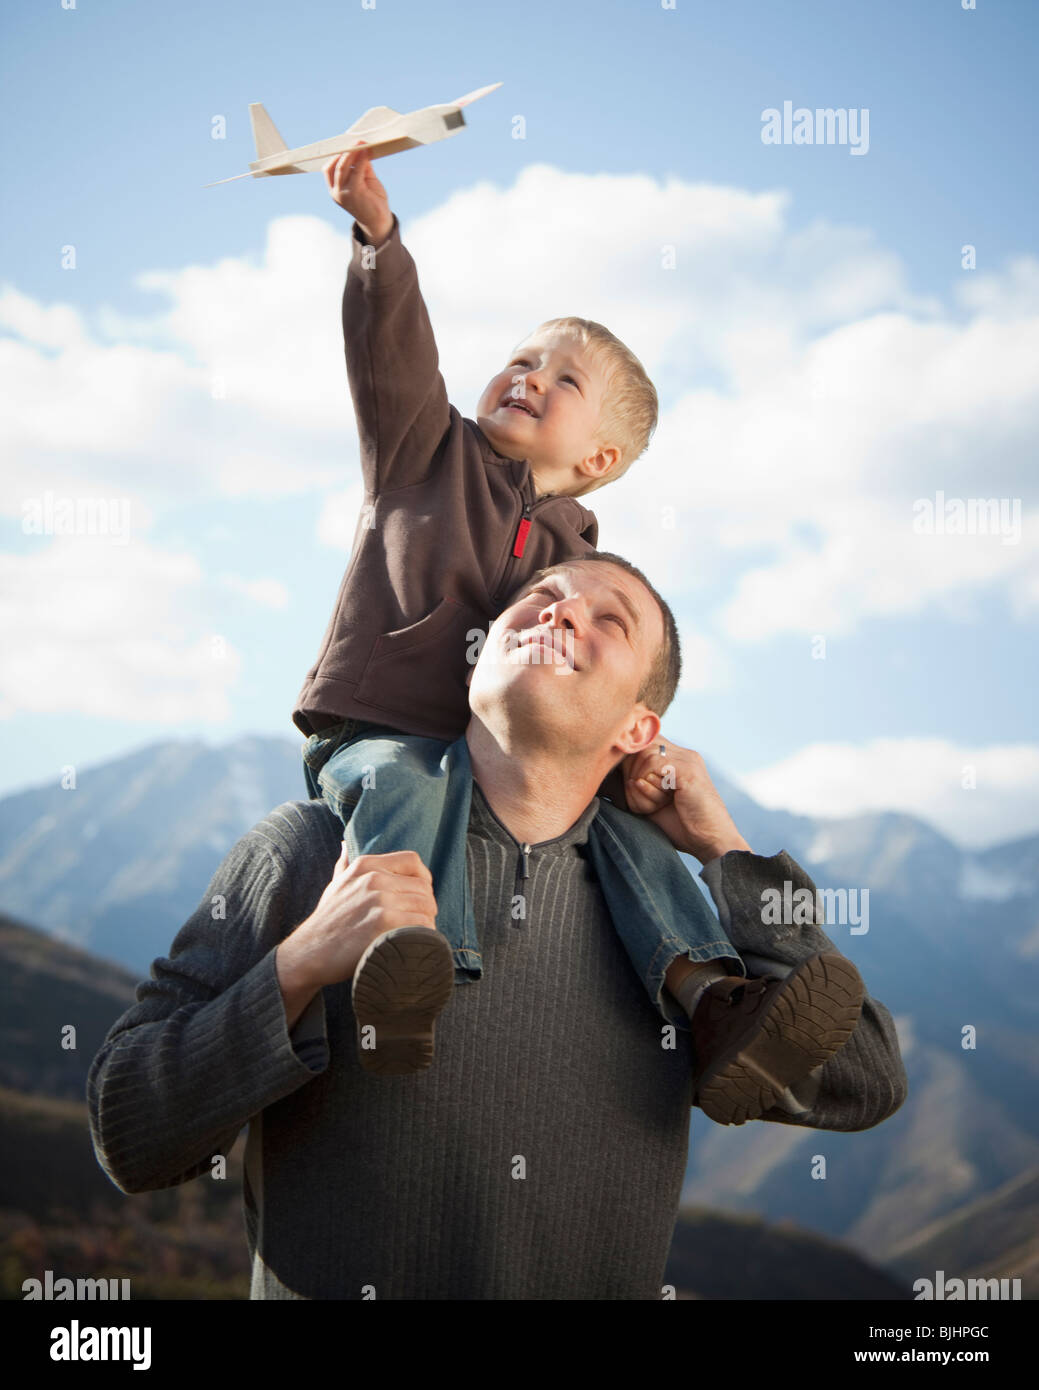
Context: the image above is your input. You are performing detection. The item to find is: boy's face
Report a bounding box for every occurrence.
[475,330,615,480]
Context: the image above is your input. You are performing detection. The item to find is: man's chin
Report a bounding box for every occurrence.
[470,668,579,732]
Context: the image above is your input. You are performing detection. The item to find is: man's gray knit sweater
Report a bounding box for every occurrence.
[87,789,907,1301]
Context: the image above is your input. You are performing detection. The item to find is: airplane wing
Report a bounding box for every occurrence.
[203,170,262,187]
[453,82,503,107]
[346,105,403,135]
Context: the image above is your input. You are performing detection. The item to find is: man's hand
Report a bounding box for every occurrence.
[324,145,394,247]
[275,846,438,1029]
[620,738,751,863]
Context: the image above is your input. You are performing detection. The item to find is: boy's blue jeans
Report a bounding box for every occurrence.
[302,719,745,1032]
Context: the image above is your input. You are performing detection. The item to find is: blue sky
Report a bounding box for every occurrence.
[1,0,1036,848]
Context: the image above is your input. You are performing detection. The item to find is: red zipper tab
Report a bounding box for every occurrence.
[512,517,532,557]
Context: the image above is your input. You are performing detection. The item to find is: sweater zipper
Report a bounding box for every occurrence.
[512,841,531,928]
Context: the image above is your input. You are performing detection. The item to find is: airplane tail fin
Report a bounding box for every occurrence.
[249,103,288,160]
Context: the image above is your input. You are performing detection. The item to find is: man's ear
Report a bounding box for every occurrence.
[613,704,661,759]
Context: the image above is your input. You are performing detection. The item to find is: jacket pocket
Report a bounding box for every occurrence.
[354,596,485,733]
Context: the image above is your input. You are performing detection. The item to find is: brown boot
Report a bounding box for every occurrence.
[691,953,864,1125]
[351,927,455,1077]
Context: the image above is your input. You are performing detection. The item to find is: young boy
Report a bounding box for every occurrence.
[295,145,863,1109]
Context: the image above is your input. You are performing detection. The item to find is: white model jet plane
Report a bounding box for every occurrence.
[206,83,502,187]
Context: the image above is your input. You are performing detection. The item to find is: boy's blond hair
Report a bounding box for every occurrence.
[534,317,658,497]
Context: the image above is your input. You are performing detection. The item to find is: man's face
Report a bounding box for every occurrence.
[467,562,665,761]
[475,330,613,474]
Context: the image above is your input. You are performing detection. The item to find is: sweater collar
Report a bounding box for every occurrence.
[469,780,599,856]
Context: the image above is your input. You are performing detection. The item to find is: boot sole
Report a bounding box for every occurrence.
[351,926,455,1076]
[695,953,864,1126]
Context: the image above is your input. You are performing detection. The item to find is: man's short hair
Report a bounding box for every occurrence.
[529,318,658,497]
[505,552,681,717]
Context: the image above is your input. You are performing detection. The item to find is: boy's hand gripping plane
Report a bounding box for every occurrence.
[205,83,501,187]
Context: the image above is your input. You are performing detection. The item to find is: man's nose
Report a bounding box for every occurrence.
[538,597,582,632]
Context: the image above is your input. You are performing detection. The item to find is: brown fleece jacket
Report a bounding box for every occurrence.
[293,214,599,742]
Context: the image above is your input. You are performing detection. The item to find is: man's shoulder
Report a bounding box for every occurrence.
[234,799,343,874]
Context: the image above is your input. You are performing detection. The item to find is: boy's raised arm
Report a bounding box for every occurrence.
[326,147,451,494]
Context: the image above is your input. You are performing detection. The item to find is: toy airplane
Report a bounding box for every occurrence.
[205,83,502,187]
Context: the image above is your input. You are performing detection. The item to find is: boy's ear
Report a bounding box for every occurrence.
[578,444,622,485]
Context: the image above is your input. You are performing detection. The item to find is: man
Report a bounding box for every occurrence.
[87,554,907,1300]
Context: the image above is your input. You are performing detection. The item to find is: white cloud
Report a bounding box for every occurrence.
[316,482,368,551]
[597,305,1039,637]
[677,625,730,694]
[0,539,241,722]
[0,217,352,517]
[0,290,89,351]
[217,574,289,609]
[400,166,922,412]
[737,737,1039,848]
[955,254,1039,320]
[132,215,351,430]
[716,502,1035,642]
[1009,565,1039,619]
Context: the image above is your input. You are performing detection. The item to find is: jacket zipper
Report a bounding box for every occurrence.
[490,456,591,606]
[512,503,532,558]
[495,495,534,605]
[497,488,561,604]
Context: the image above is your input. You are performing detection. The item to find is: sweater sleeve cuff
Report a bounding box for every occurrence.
[350,213,411,289]
[167,945,329,1120]
[250,945,330,1079]
[89,945,330,1194]
[697,849,837,962]
[698,855,726,917]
